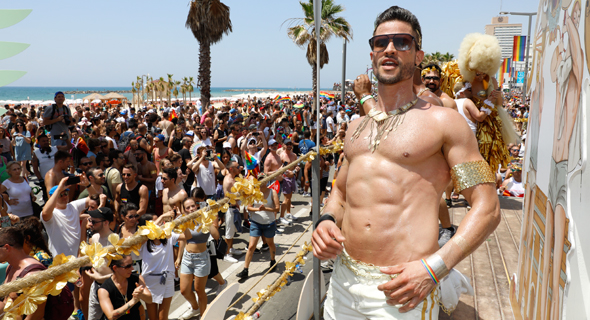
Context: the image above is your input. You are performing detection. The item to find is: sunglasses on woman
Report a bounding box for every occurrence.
[369,33,417,52]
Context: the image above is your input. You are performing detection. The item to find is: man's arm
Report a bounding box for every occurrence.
[32,152,42,181]
[56,139,73,152]
[137,186,149,216]
[137,164,157,185]
[311,157,348,260]
[44,170,55,194]
[42,177,69,222]
[114,184,121,216]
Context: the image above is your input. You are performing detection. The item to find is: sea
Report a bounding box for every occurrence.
[0,86,321,102]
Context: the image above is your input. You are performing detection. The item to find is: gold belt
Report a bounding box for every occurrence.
[339,249,397,280]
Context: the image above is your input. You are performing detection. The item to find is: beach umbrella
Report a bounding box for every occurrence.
[103,92,127,100]
[108,100,122,105]
[91,99,101,103]
[0,107,7,117]
[82,93,107,101]
[42,100,53,105]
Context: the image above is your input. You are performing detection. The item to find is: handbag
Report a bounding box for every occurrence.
[214,237,228,260]
[0,157,9,183]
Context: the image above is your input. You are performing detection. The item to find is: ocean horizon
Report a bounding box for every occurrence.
[0,86,332,102]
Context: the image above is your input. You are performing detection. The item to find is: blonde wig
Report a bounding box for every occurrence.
[458,33,502,82]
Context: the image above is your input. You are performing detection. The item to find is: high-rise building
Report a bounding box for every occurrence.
[485,16,522,59]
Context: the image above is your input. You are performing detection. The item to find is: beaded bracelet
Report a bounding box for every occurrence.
[360,94,374,106]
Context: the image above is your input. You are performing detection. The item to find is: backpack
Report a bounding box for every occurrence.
[10,263,74,320]
[299,139,312,155]
[119,131,135,152]
[44,104,72,131]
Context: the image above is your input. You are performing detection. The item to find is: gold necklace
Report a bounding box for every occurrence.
[350,98,419,153]
[417,87,430,96]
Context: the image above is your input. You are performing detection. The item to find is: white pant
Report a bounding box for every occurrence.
[324,253,439,320]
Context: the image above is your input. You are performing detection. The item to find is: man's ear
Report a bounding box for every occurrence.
[415,49,425,67]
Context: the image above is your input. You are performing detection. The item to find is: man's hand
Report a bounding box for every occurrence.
[7,199,19,206]
[353,74,372,99]
[378,260,437,312]
[312,220,345,260]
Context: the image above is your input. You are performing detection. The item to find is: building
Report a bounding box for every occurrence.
[485,16,522,59]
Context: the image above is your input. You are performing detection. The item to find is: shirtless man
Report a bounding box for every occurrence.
[161,167,187,217]
[263,139,282,177]
[222,160,245,263]
[124,138,139,167]
[312,6,500,319]
[279,139,299,222]
[540,5,582,319]
[421,63,457,111]
[134,149,157,192]
[159,112,175,138]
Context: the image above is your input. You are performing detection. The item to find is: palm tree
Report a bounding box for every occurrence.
[173,80,181,102]
[158,77,167,108]
[441,52,455,63]
[167,74,175,106]
[131,82,137,105]
[285,0,352,94]
[187,76,195,107]
[186,0,232,109]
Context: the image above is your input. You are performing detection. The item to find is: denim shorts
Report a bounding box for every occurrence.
[180,250,211,277]
[249,220,276,238]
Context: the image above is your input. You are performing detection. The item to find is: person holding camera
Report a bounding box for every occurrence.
[188,147,225,200]
[43,91,72,147]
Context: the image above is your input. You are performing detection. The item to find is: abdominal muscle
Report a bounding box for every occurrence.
[340,158,444,267]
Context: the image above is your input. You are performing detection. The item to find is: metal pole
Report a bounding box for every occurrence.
[523,15,532,98]
[312,1,322,319]
[341,39,347,106]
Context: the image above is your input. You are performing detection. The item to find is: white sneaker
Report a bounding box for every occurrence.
[216,281,228,295]
[223,254,238,263]
[279,217,292,226]
[286,213,297,221]
[178,307,200,320]
[229,248,243,255]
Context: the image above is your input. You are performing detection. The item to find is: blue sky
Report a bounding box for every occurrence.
[1,0,539,88]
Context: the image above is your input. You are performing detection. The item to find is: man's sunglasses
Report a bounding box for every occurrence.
[81,162,92,166]
[423,76,440,81]
[122,173,132,177]
[369,33,417,52]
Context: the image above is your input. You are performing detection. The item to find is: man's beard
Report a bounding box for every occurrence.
[426,83,439,91]
[374,58,415,85]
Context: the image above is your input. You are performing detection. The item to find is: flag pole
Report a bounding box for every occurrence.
[312,0,322,319]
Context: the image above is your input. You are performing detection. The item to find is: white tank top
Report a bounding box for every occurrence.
[195,161,216,196]
[506,179,525,197]
[456,98,477,135]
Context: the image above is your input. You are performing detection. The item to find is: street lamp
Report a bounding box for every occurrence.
[499,11,536,98]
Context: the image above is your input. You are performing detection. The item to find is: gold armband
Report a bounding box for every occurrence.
[450,160,495,193]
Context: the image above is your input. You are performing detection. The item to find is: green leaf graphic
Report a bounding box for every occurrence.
[0,70,27,86]
[0,9,32,29]
[0,42,30,60]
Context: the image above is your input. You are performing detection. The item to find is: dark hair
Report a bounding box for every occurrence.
[14,119,26,133]
[88,138,101,152]
[138,214,167,252]
[123,163,137,173]
[109,254,130,270]
[54,150,72,164]
[422,63,442,76]
[163,111,169,118]
[89,193,100,204]
[162,167,177,181]
[15,217,51,257]
[120,202,138,218]
[0,227,24,249]
[191,187,206,200]
[108,149,123,162]
[96,153,108,166]
[303,130,311,139]
[106,124,116,134]
[373,6,422,50]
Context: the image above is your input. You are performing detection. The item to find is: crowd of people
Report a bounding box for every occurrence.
[0,9,531,320]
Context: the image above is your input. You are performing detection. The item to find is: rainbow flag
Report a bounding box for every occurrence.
[512,36,526,61]
[169,109,178,121]
[320,91,334,99]
[244,151,260,177]
[498,58,512,86]
[274,96,291,102]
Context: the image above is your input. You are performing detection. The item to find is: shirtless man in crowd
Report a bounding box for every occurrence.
[161,167,187,218]
[312,6,500,319]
